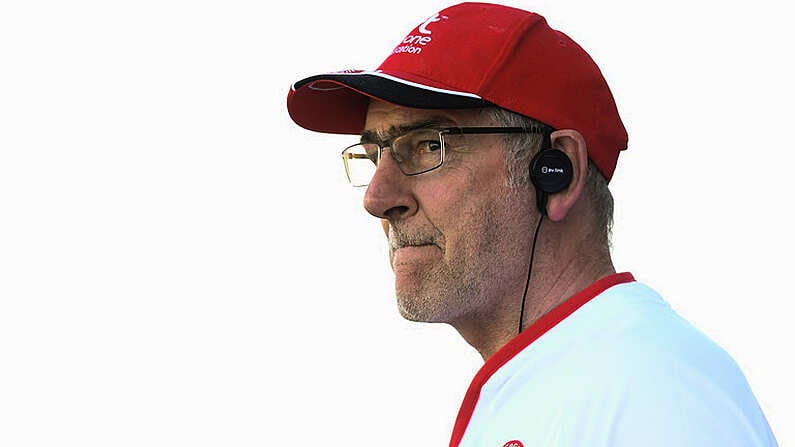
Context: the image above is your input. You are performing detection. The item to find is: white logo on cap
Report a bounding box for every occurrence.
[392,14,447,55]
[419,14,441,34]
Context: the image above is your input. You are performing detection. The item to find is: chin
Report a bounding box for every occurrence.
[395,291,448,323]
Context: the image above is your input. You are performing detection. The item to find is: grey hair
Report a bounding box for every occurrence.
[484,107,614,245]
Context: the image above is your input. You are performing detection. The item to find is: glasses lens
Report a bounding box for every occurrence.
[393,129,444,175]
[342,143,378,186]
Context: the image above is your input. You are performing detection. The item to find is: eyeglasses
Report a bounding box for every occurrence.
[341,126,546,187]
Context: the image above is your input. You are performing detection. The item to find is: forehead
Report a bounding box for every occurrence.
[363,99,493,137]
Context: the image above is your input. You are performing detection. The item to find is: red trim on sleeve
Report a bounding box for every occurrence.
[448,272,635,447]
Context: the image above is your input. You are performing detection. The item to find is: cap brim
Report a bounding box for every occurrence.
[287,71,491,135]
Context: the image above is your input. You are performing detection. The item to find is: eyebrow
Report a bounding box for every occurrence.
[360,117,458,145]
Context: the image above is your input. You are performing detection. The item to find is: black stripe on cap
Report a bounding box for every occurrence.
[294,73,491,109]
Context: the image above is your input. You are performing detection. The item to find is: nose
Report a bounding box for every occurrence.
[363,150,418,221]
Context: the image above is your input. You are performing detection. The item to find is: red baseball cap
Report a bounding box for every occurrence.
[286,2,628,181]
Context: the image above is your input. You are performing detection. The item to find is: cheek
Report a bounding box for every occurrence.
[414,155,514,251]
[436,189,505,250]
[417,162,481,209]
[451,184,525,250]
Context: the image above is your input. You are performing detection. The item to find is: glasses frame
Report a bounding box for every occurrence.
[341,126,549,187]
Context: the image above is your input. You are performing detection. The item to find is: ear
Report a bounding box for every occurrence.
[545,129,588,222]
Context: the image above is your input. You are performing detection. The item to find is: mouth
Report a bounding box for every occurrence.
[388,233,440,252]
[391,243,441,267]
[392,242,436,250]
[387,224,444,262]
[390,241,441,259]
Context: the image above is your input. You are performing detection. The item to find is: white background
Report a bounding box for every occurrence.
[1,0,792,446]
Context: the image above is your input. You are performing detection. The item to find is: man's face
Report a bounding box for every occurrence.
[363,100,535,327]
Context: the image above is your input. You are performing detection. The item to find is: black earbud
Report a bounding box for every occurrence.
[528,132,573,215]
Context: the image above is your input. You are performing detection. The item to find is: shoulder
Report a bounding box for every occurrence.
[572,281,776,445]
[478,281,778,447]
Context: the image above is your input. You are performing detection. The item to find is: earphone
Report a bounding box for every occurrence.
[528,131,573,215]
[518,132,574,333]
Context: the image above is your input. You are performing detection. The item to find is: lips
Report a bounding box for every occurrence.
[387,225,444,266]
[389,233,440,252]
[392,244,440,267]
[392,242,436,251]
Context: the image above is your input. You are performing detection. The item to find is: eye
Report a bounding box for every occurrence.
[416,140,442,153]
[393,129,442,164]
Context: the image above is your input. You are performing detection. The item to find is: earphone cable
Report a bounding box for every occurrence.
[518,215,544,334]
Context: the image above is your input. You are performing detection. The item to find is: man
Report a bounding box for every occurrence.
[286,3,778,446]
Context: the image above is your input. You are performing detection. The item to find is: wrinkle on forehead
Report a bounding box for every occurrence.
[362,99,493,142]
[360,118,455,145]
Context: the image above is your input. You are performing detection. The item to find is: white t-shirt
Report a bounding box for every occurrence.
[451,273,778,447]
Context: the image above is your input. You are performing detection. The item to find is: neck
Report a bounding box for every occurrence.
[451,224,615,361]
